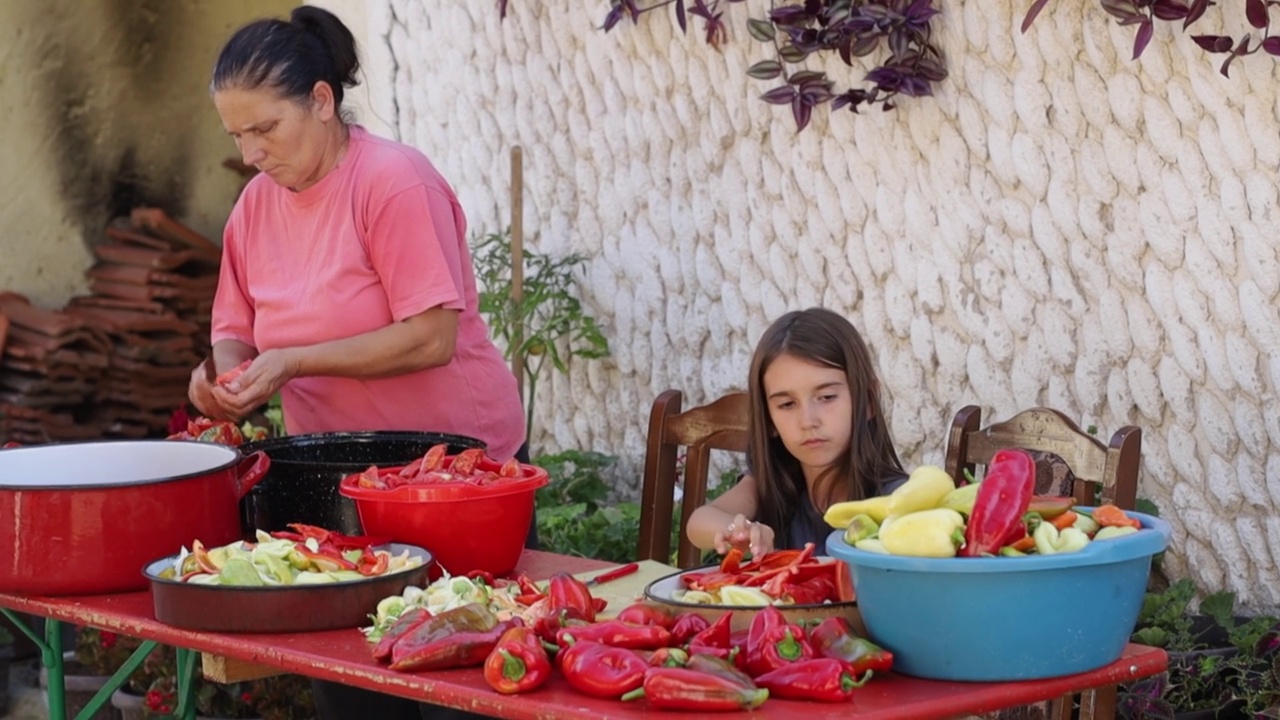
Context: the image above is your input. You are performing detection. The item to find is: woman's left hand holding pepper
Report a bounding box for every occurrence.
[213,348,299,418]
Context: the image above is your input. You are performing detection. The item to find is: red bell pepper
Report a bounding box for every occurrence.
[687,612,735,660]
[483,626,551,694]
[390,617,521,672]
[371,608,433,663]
[558,640,650,699]
[808,617,894,674]
[623,667,769,710]
[388,604,497,666]
[533,606,589,645]
[557,621,673,650]
[548,572,599,622]
[641,647,689,667]
[615,602,677,629]
[960,449,1035,557]
[744,605,812,677]
[685,651,756,688]
[754,657,871,702]
[670,613,711,644]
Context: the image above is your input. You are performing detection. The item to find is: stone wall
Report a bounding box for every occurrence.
[361,1,1279,610]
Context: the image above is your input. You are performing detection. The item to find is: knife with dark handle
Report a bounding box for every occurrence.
[585,562,640,587]
[203,355,218,384]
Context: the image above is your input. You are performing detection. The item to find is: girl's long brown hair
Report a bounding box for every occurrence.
[748,308,904,543]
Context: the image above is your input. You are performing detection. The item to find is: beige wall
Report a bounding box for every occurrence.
[366,0,1280,611]
[0,0,292,308]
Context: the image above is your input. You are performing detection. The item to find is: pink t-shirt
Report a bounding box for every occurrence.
[211,126,525,459]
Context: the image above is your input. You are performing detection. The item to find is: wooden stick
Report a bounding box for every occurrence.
[510,147,525,401]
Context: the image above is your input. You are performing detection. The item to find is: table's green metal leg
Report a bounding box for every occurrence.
[173,647,198,720]
[0,609,163,720]
[45,617,67,720]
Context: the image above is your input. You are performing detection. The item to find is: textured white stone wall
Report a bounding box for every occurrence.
[371,0,1280,611]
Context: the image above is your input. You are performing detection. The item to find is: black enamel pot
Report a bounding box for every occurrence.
[238,431,485,536]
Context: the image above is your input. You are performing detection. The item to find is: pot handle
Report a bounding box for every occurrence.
[234,450,271,499]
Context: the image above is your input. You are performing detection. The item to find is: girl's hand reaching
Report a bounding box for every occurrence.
[713,514,776,558]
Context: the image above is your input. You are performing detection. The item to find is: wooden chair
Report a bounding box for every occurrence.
[944,405,1142,720]
[637,389,749,569]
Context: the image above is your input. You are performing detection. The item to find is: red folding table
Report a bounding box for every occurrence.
[0,549,1167,720]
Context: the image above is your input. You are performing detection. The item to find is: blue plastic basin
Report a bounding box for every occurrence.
[825,508,1171,681]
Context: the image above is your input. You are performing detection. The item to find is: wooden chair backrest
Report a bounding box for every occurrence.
[637,389,749,568]
[943,405,1141,510]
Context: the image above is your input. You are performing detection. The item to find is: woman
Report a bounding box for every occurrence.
[190,7,523,719]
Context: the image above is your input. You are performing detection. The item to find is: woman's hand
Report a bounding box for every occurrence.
[713,513,776,558]
[188,359,237,420]
[211,349,298,419]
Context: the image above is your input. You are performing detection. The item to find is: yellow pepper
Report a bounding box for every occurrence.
[1033,522,1091,555]
[824,494,894,527]
[879,508,966,558]
[1093,525,1138,541]
[887,465,956,516]
[854,538,890,554]
[842,514,880,544]
[938,482,981,515]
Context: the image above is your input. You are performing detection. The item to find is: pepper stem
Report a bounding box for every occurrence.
[620,688,646,702]
[500,650,526,682]
[842,669,874,691]
[777,628,803,660]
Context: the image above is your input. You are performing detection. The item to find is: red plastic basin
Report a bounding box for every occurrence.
[338,457,547,576]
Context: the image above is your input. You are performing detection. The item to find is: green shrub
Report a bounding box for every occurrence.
[533,449,739,565]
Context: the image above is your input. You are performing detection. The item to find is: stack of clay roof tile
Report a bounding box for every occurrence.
[67,208,222,437]
[0,293,112,443]
[0,208,222,444]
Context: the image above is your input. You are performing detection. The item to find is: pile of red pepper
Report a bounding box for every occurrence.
[370,569,891,709]
[679,543,853,606]
[343,445,526,491]
[166,416,266,446]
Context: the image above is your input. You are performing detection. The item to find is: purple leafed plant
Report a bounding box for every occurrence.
[495,1,946,133]
[1023,0,1280,77]
[748,0,947,130]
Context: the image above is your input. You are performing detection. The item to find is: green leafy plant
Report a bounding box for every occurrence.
[473,230,610,438]
[124,642,315,720]
[533,448,741,565]
[1121,579,1280,718]
[74,627,142,676]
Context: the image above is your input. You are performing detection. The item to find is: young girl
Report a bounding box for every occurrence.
[687,308,907,556]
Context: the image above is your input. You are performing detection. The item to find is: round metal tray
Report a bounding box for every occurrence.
[642,557,863,634]
[143,543,433,633]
